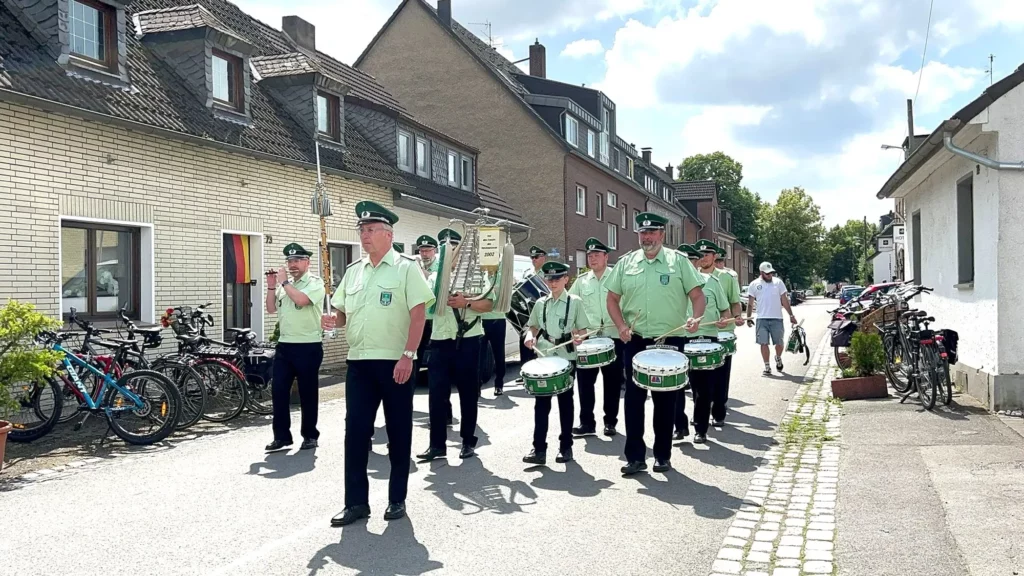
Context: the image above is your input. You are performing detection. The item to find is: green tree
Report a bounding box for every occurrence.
[822,219,879,284]
[0,300,62,416]
[756,187,825,289]
[678,152,762,250]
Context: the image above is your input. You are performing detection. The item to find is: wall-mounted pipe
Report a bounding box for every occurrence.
[943,132,1024,171]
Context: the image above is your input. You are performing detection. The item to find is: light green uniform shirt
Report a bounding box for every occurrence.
[481,267,507,320]
[526,290,591,361]
[331,249,435,360]
[276,272,326,343]
[713,268,742,334]
[568,267,616,339]
[430,285,493,341]
[692,272,731,338]
[605,247,705,338]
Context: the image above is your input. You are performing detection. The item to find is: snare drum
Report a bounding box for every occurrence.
[521,357,574,396]
[632,349,690,392]
[684,341,726,370]
[717,332,737,356]
[576,337,616,369]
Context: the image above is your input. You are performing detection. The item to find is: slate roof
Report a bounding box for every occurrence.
[251,53,320,78]
[476,180,523,224]
[673,180,718,200]
[135,4,243,39]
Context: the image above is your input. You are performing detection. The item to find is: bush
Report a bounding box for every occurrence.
[812,282,825,296]
[849,331,885,377]
[0,300,62,417]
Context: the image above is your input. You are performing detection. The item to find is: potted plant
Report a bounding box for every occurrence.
[831,330,888,400]
[0,300,62,472]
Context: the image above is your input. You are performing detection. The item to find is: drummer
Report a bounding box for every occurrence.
[606,213,706,476]
[674,240,733,444]
[514,245,548,384]
[711,244,745,426]
[413,235,440,391]
[522,261,592,466]
[568,237,623,437]
[673,244,701,437]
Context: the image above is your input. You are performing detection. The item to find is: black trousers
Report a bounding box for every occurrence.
[428,336,481,450]
[712,353,734,422]
[534,374,575,452]
[271,342,323,443]
[623,336,685,462]
[576,339,625,429]
[344,359,414,507]
[480,319,507,388]
[674,336,722,436]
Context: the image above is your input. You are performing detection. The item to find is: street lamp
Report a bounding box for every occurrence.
[880,144,903,150]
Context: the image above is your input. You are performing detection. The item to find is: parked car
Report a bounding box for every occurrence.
[853,282,900,303]
[838,285,864,305]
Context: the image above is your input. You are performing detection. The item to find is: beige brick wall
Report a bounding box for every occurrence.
[0,101,399,365]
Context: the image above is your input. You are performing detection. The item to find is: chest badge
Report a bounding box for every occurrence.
[380,292,393,306]
[660,274,670,286]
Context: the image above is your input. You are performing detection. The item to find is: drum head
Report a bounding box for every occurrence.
[578,337,614,352]
[523,356,570,377]
[717,332,736,341]
[634,349,688,370]
[685,342,724,353]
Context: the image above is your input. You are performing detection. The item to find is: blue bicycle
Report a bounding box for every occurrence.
[34,330,182,445]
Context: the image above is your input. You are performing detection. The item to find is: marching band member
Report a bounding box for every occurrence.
[568,237,624,437]
[673,244,702,438]
[413,235,439,392]
[514,245,548,384]
[479,266,509,396]
[606,213,705,475]
[323,201,434,527]
[712,244,745,426]
[522,261,591,466]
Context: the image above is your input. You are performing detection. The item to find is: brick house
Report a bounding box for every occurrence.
[673,181,755,285]
[0,0,524,364]
[354,0,695,271]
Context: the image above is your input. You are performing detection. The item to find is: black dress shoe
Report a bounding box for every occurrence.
[300,438,318,450]
[494,386,503,396]
[713,419,725,427]
[384,501,406,521]
[572,426,596,436]
[331,504,370,527]
[447,416,454,426]
[265,439,293,452]
[556,448,573,463]
[673,430,689,440]
[459,445,476,459]
[653,459,671,472]
[603,426,617,437]
[417,447,446,461]
[621,461,648,475]
[522,449,546,465]
[693,433,708,444]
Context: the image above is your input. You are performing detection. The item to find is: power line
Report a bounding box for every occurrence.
[912,0,935,108]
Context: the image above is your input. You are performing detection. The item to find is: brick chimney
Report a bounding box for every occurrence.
[529,39,546,78]
[665,164,673,179]
[283,16,315,52]
[641,147,652,164]
[437,0,451,28]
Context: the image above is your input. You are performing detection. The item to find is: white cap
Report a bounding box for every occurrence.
[759,262,776,274]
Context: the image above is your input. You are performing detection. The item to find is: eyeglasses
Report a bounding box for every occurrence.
[358,226,388,236]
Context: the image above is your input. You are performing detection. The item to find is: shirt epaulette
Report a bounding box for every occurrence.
[399,253,417,262]
[346,260,362,269]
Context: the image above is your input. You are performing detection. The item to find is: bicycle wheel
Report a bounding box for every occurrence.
[151,358,207,430]
[243,361,273,416]
[916,346,939,411]
[936,343,953,405]
[103,370,182,445]
[834,346,852,370]
[56,363,99,424]
[192,359,248,422]
[882,333,912,394]
[7,377,63,443]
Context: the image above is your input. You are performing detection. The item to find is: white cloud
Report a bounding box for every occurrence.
[561,39,605,58]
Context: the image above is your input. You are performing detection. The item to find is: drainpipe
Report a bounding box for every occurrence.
[943,132,1024,170]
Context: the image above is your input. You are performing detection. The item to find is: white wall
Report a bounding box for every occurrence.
[392,207,455,256]
[902,130,1000,375]
[872,251,893,284]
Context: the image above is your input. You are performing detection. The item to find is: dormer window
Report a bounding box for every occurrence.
[212,50,243,110]
[317,92,341,141]
[69,0,115,68]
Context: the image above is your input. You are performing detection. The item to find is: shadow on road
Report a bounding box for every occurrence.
[247,450,317,479]
[580,433,626,460]
[679,440,761,473]
[528,461,616,498]
[723,409,776,432]
[422,457,538,515]
[633,468,743,520]
[308,519,442,576]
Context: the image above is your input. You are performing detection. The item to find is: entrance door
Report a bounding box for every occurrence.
[223,234,253,341]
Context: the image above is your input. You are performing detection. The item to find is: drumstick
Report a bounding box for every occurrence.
[533,328,603,357]
[653,317,750,342]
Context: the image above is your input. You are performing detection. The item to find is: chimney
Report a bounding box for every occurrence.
[529,39,546,78]
[283,16,316,52]
[665,164,673,179]
[437,0,451,28]
[641,147,652,164]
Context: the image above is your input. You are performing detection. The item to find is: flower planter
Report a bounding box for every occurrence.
[831,374,888,400]
[0,420,11,474]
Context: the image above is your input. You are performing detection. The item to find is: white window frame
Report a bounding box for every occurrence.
[447,151,459,186]
[621,204,627,229]
[575,185,586,216]
[415,136,430,178]
[460,156,473,191]
[600,108,611,165]
[596,193,603,221]
[565,115,579,147]
[576,250,587,270]
[397,130,413,172]
[607,192,617,208]
[607,223,618,249]
[633,209,640,232]
[628,158,634,179]
[587,129,595,157]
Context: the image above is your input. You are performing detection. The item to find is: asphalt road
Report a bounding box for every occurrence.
[0,300,832,576]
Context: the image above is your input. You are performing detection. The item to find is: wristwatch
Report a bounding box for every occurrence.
[282,279,291,286]
[402,350,415,359]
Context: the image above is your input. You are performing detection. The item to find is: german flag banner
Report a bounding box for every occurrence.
[223,234,251,284]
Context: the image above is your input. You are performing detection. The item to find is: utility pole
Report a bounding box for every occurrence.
[989,54,995,85]
[862,216,868,283]
[905,99,915,159]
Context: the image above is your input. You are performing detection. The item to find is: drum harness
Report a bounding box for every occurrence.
[538,297,574,354]
[452,307,480,351]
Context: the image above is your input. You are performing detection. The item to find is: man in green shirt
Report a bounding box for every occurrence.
[675,240,734,444]
[514,245,548,379]
[413,234,440,392]
[264,242,326,453]
[606,213,706,475]
[568,237,623,437]
[479,266,509,396]
[712,245,745,425]
[322,201,435,527]
[522,261,592,466]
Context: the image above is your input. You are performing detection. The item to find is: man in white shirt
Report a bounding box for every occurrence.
[745,262,797,375]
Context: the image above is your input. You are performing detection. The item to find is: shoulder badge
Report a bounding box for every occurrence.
[399,253,417,261]
[726,268,738,277]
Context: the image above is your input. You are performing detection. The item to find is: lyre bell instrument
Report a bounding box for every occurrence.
[431,208,516,318]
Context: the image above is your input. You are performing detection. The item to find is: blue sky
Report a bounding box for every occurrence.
[236,0,1024,226]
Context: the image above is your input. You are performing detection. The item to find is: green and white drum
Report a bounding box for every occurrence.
[576,337,616,369]
[632,349,690,392]
[718,332,737,356]
[684,341,726,370]
[521,357,574,396]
